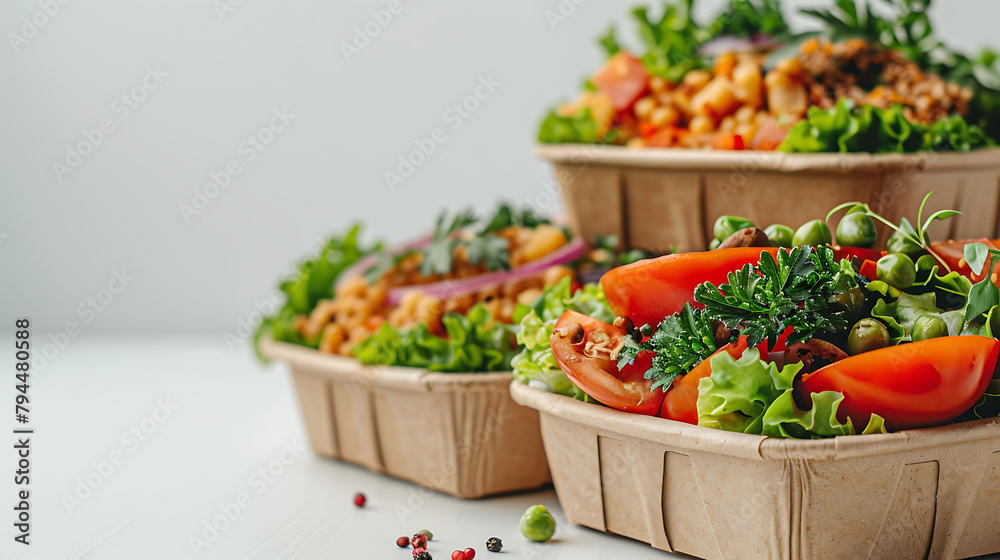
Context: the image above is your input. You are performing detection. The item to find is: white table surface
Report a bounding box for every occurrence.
[0,335,677,560]
[7,335,1000,560]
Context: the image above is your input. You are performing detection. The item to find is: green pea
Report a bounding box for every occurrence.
[520,505,556,542]
[846,319,890,356]
[713,216,755,242]
[709,238,722,251]
[912,314,948,341]
[792,220,833,247]
[835,212,878,248]
[876,253,916,290]
[764,224,794,248]
[887,229,925,257]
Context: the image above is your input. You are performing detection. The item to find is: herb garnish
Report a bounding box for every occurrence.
[695,246,856,349]
[618,303,719,392]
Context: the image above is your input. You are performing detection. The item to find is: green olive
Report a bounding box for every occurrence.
[828,285,866,317]
[846,319,891,355]
[520,505,557,542]
[835,212,878,248]
[764,224,794,248]
[709,238,722,250]
[845,204,870,215]
[792,219,833,247]
[714,216,755,242]
[887,229,925,257]
[876,253,916,290]
[912,314,948,341]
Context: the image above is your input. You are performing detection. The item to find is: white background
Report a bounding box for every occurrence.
[2,0,1000,335]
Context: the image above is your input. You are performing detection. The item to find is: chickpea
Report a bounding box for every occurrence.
[719,116,736,133]
[415,296,444,329]
[774,57,805,78]
[735,105,756,124]
[337,341,354,356]
[732,59,763,108]
[689,114,714,135]
[683,70,712,90]
[319,324,346,354]
[626,137,647,149]
[336,276,367,298]
[517,287,544,306]
[650,106,679,128]
[690,76,740,120]
[634,96,657,121]
[518,225,567,264]
[543,265,574,286]
[735,122,758,141]
[649,76,670,94]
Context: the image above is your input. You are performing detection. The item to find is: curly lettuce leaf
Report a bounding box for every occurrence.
[511,278,611,400]
[538,107,601,144]
[697,347,886,438]
[779,99,995,154]
[696,348,801,434]
[255,225,379,360]
[352,303,517,372]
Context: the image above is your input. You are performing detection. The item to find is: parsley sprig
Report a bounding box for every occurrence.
[618,303,719,392]
[695,246,856,349]
[366,204,550,280]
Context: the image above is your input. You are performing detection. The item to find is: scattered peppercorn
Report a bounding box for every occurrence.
[413,550,432,560]
[353,493,366,507]
[412,533,429,549]
[486,537,502,552]
[396,536,410,548]
[463,547,476,559]
[418,529,434,540]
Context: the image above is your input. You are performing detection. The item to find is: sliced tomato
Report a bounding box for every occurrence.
[550,311,663,415]
[712,133,745,150]
[591,51,650,111]
[797,336,1000,431]
[601,247,781,329]
[931,238,1000,286]
[659,337,757,424]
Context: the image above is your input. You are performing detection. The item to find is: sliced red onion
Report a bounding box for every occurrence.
[385,237,588,306]
[335,235,432,292]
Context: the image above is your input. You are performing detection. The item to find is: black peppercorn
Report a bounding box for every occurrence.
[486,537,502,552]
[413,551,432,560]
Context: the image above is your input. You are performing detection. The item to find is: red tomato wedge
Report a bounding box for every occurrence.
[831,245,884,265]
[659,337,759,424]
[590,51,650,111]
[601,247,781,329]
[797,336,1000,431]
[550,311,663,416]
[931,238,1000,287]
